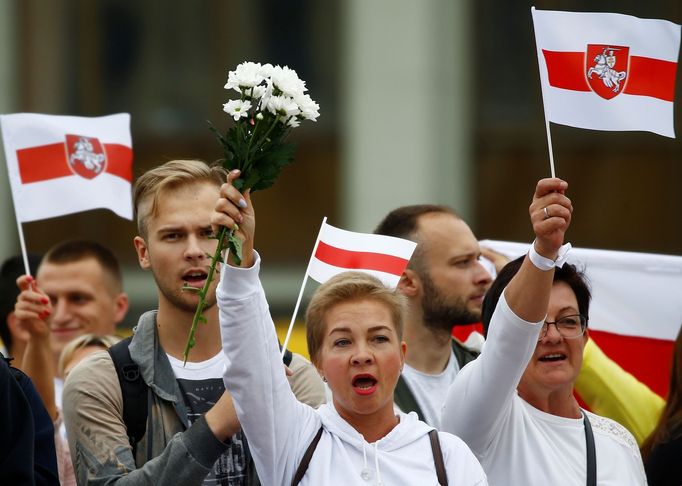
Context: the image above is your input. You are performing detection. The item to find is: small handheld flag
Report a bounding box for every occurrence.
[531,7,681,175]
[280,218,417,356]
[0,113,133,276]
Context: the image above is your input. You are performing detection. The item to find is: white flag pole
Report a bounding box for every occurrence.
[281,216,327,358]
[531,7,557,178]
[15,219,32,277]
[0,122,32,278]
[545,119,557,178]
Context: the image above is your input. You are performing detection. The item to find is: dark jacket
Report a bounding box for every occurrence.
[1,354,59,486]
[393,338,479,422]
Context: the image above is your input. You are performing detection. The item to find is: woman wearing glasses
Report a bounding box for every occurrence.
[442,178,646,485]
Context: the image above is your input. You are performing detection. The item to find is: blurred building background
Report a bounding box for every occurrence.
[0,0,680,350]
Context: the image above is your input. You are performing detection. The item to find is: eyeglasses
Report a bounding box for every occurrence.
[539,314,588,341]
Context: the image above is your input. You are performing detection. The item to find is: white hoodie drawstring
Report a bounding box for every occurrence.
[373,442,383,486]
[360,440,383,485]
[360,442,372,481]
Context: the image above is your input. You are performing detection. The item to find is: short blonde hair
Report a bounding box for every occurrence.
[58,333,121,377]
[305,271,405,365]
[133,160,227,238]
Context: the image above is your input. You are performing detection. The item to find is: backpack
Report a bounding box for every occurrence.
[291,427,448,485]
[108,335,295,457]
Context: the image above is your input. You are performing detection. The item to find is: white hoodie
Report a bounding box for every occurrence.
[218,254,487,486]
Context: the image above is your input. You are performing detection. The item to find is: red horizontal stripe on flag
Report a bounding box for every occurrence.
[543,49,677,102]
[590,329,674,398]
[103,144,133,182]
[17,142,132,183]
[17,143,69,183]
[542,50,589,91]
[623,56,678,102]
[315,241,409,276]
[451,323,483,342]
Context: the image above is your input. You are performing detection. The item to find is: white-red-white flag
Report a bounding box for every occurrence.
[480,239,682,399]
[532,8,681,138]
[1,113,133,222]
[308,221,417,288]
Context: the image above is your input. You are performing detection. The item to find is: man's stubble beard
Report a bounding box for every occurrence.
[420,271,481,333]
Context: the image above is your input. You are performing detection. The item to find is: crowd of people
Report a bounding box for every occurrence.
[1,158,680,485]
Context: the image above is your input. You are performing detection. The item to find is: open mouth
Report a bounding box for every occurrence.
[183,270,208,287]
[352,374,378,395]
[539,353,567,362]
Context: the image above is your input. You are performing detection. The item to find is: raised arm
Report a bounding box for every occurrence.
[504,178,572,321]
[213,172,319,486]
[15,275,57,421]
[442,178,573,454]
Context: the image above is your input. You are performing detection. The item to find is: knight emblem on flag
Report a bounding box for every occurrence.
[585,44,630,100]
[66,134,107,179]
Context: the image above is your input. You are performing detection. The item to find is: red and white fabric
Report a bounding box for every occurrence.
[532,8,681,138]
[479,239,682,398]
[1,113,133,222]
[308,220,417,288]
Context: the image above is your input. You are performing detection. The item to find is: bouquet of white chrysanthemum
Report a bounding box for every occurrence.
[183,61,319,363]
[217,62,319,189]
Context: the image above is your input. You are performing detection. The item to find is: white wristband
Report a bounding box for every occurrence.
[528,240,572,271]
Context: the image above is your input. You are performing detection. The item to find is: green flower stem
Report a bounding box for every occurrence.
[182,225,230,365]
[247,116,281,163]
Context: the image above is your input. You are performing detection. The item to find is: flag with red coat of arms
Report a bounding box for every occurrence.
[532,8,681,138]
[0,113,133,222]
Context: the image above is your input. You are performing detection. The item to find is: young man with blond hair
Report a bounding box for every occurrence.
[64,160,325,485]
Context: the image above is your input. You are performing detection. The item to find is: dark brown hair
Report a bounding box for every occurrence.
[641,325,682,460]
[481,256,591,337]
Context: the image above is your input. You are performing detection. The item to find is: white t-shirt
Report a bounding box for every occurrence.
[443,293,647,485]
[401,349,459,428]
[167,351,226,381]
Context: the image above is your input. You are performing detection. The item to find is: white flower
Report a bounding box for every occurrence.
[245,85,266,100]
[259,63,274,78]
[224,62,265,92]
[294,93,320,121]
[223,99,252,121]
[266,95,300,119]
[270,65,306,98]
[287,117,301,128]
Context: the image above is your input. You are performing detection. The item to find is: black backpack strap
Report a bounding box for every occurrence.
[108,336,149,458]
[291,426,323,486]
[279,343,293,368]
[451,338,480,369]
[393,374,426,422]
[428,429,448,486]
